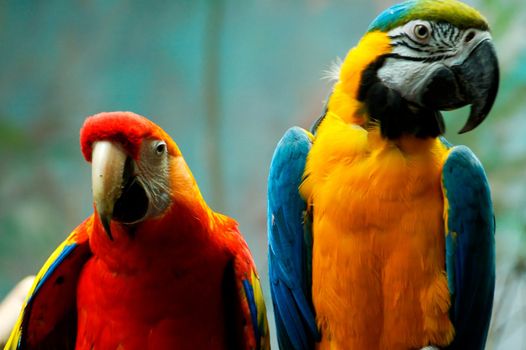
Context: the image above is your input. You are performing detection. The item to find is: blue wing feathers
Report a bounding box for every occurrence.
[242,279,260,347]
[273,295,296,350]
[442,145,495,350]
[268,127,319,350]
[273,282,309,350]
[445,233,456,295]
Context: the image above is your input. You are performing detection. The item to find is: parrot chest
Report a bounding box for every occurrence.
[75,238,232,350]
[305,126,453,349]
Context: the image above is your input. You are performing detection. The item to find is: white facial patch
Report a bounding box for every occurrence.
[137,139,172,219]
[377,20,491,105]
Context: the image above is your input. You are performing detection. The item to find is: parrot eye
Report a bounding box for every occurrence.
[413,23,431,41]
[155,141,167,156]
[464,30,476,43]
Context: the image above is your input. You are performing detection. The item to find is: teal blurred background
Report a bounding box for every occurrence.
[0,0,525,348]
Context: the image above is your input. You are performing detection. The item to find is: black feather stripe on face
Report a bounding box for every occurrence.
[357,55,445,139]
[388,22,460,62]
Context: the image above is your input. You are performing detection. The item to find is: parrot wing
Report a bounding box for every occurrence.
[441,144,495,350]
[220,220,269,350]
[5,217,92,350]
[267,127,319,350]
[236,262,270,350]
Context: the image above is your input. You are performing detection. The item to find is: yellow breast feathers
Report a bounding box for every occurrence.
[300,114,454,349]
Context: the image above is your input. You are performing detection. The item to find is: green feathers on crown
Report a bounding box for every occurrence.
[368,0,489,33]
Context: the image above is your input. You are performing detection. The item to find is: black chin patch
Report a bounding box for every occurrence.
[358,55,445,139]
[421,66,467,111]
[112,157,149,224]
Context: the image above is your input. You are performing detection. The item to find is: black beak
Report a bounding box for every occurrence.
[420,39,499,133]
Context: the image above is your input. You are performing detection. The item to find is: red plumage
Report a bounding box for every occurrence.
[76,205,254,349]
[7,112,268,350]
[80,111,179,161]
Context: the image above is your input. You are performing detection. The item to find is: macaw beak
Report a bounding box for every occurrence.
[420,39,499,133]
[91,141,150,240]
[91,141,127,240]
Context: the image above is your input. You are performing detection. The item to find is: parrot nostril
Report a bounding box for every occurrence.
[464,31,475,43]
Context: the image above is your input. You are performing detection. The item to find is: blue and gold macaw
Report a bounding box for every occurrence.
[268,1,498,349]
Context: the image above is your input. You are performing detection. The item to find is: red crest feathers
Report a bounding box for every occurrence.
[80,111,177,161]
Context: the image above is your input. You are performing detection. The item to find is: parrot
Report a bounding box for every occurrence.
[5,111,269,350]
[267,0,497,349]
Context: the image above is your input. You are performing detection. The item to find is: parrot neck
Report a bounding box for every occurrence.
[327,31,392,127]
[89,195,218,274]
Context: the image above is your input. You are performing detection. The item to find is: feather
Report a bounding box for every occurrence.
[441,145,495,350]
[268,127,320,350]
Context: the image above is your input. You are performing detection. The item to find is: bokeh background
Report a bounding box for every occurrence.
[1,0,525,348]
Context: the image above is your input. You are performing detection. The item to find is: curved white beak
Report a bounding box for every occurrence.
[91,141,127,240]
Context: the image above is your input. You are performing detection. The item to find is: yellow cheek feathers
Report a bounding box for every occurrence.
[328,31,392,125]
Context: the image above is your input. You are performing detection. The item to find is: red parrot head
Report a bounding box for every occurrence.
[80,111,190,240]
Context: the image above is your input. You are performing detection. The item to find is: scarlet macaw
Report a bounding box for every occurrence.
[6,111,269,350]
[268,0,497,349]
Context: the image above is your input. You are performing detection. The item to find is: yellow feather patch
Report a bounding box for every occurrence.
[407,0,488,31]
[440,147,455,238]
[327,31,392,124]
[250,270,270,350]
